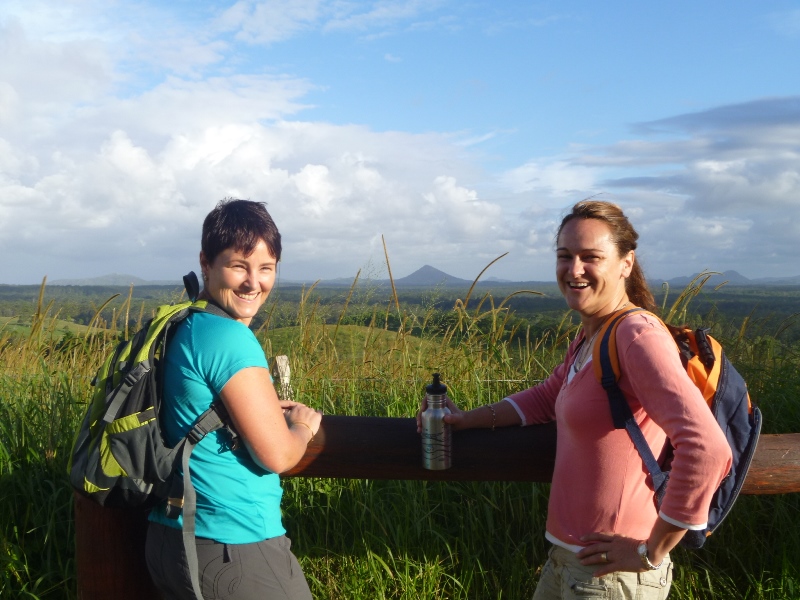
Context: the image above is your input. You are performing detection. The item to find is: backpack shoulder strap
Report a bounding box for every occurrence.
[183,271,201,302]
[132,302,194,365]
[100,303,194,424]
[165,274,236,599]
[161,402,230,600]
[189,299,233,320]
[592,306,670,500]
[592,306,650,405]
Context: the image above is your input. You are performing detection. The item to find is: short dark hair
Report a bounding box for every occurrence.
[201,199,282,264]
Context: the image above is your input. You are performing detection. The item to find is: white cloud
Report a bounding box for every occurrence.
[631,204,756,280]
[112,75,314,137]
[0,18,114,132]
[501,159,597,197]
[219,0,322,45]
[323,0,444,32]
[444,96,800,282]
[0,93,494,282]
[1,4,800,286]
[8,82,798,283]
[594,100,800,218]
[422,175,503,238]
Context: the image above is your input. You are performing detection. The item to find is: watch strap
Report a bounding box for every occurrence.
[638,542,664,570]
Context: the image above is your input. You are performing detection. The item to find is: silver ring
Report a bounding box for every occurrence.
[601,551,608,563]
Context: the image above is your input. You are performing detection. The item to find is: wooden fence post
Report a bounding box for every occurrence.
[74,493,161,599]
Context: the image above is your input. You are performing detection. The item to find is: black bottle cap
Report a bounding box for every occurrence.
[426,373,447,395]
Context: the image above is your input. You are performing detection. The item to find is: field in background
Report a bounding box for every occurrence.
[1,274,799,599]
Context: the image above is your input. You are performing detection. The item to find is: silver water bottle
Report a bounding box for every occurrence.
[421,373,452,470]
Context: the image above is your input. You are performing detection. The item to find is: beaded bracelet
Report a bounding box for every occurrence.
[487,404,496,431]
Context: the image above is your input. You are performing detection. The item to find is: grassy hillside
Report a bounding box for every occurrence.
[0,279,798,598]
[1,315,92,339]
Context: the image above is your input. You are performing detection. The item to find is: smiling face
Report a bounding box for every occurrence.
[200,239,277,326]
[556,218,634,331]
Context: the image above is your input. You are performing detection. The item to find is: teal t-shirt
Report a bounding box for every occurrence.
[148,312,286,543]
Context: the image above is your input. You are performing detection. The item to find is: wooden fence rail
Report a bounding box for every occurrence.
[75,416,800,599]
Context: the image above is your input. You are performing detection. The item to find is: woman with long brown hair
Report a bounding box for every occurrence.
[420,200,732,599]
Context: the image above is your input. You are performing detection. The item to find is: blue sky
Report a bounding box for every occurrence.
[1,1,800,285]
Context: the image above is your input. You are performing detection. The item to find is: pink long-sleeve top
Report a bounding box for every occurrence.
[505,311,732,551]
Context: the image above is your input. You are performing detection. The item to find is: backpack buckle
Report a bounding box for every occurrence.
[165,497,184,519]
[187,405,226,444]
[122,362,150,388]
[600,373,617,389]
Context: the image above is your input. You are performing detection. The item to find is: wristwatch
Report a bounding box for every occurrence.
[637,542,663,570]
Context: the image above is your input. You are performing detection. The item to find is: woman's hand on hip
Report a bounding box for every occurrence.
[576,533,649,577]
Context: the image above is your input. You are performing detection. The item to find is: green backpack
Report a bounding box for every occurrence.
[69,272,237,599]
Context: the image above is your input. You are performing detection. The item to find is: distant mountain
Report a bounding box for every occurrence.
[751,275,800,285]
[484,276,515,283]
[393,265,473,286]
[41,267,800,289]
[656,270,800,287]
[49,273,181,286]
[657,270,751,287]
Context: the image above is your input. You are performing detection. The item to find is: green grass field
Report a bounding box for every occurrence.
[1,281,799,599]
[1,315,92,339]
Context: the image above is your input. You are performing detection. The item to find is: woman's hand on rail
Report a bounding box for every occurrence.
[417,397,522,433]
[283,402,322,442]
[280,400,307,419]
[220,367,321,473]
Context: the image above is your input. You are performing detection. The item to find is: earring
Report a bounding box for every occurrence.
[202,273,208,282]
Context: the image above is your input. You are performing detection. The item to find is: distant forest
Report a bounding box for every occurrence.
[2,279,800,344]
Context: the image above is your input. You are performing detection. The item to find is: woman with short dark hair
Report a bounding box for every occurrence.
[146,199,320,600]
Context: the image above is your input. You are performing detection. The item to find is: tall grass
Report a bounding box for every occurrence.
[1,274,798,599]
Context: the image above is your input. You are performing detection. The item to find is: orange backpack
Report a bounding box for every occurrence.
[592,307,762,549]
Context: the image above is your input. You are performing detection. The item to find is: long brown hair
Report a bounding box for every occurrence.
[557,200,656,313]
